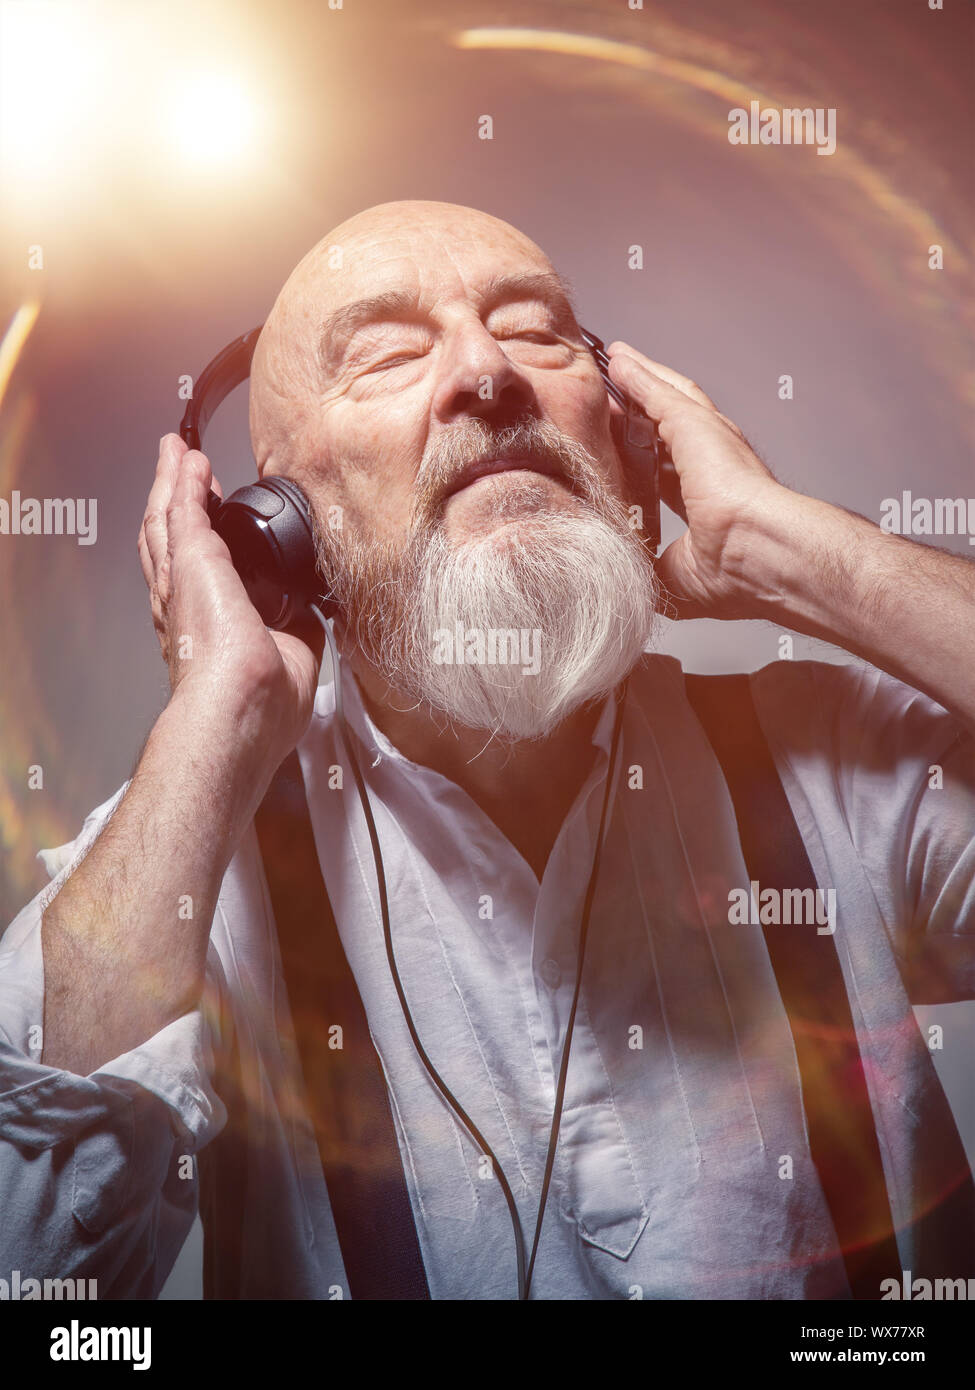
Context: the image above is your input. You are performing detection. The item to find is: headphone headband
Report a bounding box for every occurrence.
[179,325,263,453]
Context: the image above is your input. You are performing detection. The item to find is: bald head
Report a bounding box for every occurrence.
[243,194,643,571]
[249,200,574,476]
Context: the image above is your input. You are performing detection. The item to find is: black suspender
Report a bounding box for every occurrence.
[252,750,430,1300]
[685,672,904,1298]
[199,750,429,1300]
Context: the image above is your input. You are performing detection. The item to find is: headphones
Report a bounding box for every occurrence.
[178,324,665,630]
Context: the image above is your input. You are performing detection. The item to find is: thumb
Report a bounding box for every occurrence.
[652,537,710,622]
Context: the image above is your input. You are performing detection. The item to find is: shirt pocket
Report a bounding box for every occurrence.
[557,1098,651,1259]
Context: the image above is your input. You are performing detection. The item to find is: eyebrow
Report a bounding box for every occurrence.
[317,270,578,368]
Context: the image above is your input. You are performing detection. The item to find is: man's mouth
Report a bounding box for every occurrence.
[442,455,567,502]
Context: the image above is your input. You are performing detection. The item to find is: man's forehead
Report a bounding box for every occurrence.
[260,203,575,387]
[305,223,559,316]
[313,268,577,372]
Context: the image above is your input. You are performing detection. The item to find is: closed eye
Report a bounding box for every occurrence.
[498,330,559,343]
[365,350,428,373]
[363,329,564,374]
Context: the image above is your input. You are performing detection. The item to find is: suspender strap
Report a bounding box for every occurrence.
[199,996,247,1299]
[253,750,430,1300]
[685,672,903,1299]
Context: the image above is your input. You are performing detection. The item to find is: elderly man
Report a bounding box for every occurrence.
[1,201,972,1301]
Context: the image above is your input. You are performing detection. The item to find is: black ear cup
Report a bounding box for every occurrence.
[178,326,338,631]
[205,478,337,630]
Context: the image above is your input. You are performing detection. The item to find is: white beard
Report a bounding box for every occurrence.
[363,506,659,742]
[315,415,660,743]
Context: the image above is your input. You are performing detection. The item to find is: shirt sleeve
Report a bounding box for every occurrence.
[751,659,975,1005]
[0,787,228,1298]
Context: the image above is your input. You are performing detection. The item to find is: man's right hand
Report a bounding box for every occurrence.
[138,434,321,767]
[39,437,326,1076]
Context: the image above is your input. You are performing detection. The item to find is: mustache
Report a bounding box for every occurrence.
[410,416,605,527]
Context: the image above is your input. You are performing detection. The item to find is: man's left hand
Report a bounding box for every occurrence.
[607,340,786,621]
[606,339,975,729]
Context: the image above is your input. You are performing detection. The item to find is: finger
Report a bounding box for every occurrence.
[607,353,703,444]
[166,448,214,556]
[137,524,154,592]
[279,608,327,670]
[143,435,187,573]
[138,521,170,627]
[607,342,719,411]
[137,529,169,651]
[612,354,751,469]
[138,516,173,614]
[657,455,688,525]
[716,411,747,442]
[652,540,711,622]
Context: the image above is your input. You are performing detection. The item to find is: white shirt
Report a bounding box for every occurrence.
[1,655,972,1299]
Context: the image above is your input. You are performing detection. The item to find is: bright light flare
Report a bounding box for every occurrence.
[162,70,263,169]
[0,302,40,413]
[0,0,109,182]
[0,0,269,205]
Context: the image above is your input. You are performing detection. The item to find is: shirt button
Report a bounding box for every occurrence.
[540,958,562,989]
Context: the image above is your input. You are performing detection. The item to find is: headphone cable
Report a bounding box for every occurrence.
[311,605,625,1300]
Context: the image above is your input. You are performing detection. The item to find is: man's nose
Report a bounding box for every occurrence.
[431,323,536,427]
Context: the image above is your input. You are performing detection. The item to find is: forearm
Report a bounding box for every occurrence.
[41,678,281,1075]
[745,489,975,726]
